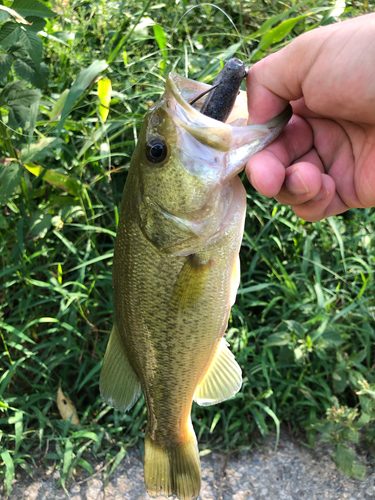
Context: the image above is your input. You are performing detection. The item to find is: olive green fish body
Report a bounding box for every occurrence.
[100,72,292,500]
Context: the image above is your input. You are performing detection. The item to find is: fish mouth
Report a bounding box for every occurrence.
[164,72,292,177]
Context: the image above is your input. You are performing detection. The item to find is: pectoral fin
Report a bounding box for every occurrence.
[100,324,141,412]
[171,254,213,314]
[194,338,242,406]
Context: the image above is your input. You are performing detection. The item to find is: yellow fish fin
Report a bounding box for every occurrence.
[100,324,141,412]
[171,254,213,314]
[194,338,242,406]
[144,418,201,500]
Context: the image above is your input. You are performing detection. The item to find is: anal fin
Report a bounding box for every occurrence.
[194,338,242,406]
[100,324,141,412]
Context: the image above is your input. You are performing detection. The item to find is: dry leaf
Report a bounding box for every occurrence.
[57,387,80,425]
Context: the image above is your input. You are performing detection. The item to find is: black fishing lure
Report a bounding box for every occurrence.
[200,58,248,122]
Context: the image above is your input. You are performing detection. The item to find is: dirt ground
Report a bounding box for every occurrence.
[3,431,375,500]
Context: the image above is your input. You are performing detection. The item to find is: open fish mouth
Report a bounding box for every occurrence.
[163,71,292,179]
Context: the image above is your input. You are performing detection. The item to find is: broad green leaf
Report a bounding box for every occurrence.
[342,428,360,443]
[334,443,355,477]
[1,79,25,97]
[351,461,367,481]
[2,81,41,106]
[264,332,291,347]
[350,349,367,366]
[97,77,112,123]
[20,137,63,163]
[332,368,348,393]
[19,25,43,66]
[0,22,20,49]
[24,163,82,196]
[48,89,69,121]
[28,210,52,238]
[57,59,108,135]
[3,83,41,128]
[1,450,15,496]
[8,103,29,128]
[0,162,23,204]
[321,329,345,347]
[284,320,306,336]
[0,53,12,75]
[8,40,28,58]
[12,0,55,19]
[0,9,11,23]
[14,59,49,88]
[24,15,46,32]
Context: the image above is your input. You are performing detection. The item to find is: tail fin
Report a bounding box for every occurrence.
[144,422,201,500]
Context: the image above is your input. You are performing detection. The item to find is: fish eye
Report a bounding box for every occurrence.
[145,138,168,163]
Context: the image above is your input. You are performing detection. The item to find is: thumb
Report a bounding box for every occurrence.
[246,44,305,125]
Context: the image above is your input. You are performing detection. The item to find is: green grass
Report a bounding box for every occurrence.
[1,0,375,495]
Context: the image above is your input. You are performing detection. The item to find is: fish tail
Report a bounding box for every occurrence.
[144,421,201,500]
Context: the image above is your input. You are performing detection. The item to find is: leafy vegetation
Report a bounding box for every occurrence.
[1,0,374,496]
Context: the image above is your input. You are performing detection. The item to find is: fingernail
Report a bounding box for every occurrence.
[285,169,309,195]
[313,178,330,202]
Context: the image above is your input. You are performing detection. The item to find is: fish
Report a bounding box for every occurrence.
[100,69,292,500]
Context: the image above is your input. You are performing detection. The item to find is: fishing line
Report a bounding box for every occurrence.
[0,119,31,138]
[174,2,251,74]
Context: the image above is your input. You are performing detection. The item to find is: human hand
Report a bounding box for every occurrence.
[246,14,375,221]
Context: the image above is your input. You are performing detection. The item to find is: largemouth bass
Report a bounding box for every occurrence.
[100,71,291,500]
